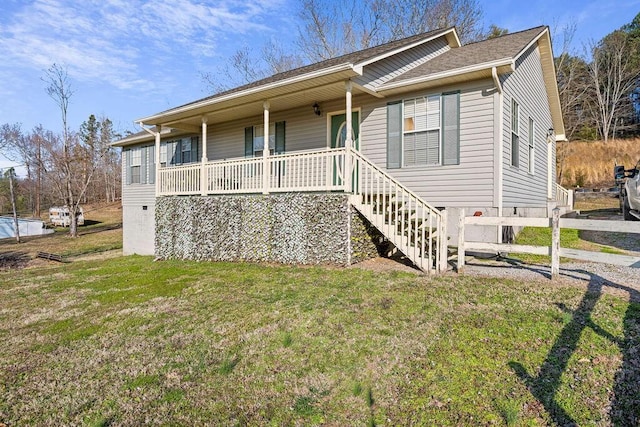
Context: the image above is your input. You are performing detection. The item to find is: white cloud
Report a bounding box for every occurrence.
[0,0,289,92]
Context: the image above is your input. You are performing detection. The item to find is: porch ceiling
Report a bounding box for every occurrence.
[145,68,363,131]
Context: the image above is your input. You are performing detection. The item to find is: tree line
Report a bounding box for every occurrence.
[205,1,640,144]
[0,65,121,237]
[557,13,640,142]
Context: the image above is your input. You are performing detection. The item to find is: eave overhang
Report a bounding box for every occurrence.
[376,59,515,95]
[138,64,360,127]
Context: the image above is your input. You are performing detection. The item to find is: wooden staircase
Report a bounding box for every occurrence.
[348,150,448,273]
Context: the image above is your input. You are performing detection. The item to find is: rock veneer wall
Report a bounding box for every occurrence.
[155,193,381,265]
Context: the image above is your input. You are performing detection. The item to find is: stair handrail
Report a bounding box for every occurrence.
[349,149,443,219]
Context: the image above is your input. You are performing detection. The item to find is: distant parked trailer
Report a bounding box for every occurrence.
[49,206,85,227]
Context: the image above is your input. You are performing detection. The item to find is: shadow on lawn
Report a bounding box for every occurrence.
[481,261,639,425]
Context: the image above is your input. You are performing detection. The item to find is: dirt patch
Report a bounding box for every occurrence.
[350,256,421,274]
[0,251,32,270]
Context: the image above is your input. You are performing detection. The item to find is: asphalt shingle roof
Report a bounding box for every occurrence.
[386,26,546,84]
[161,27,452,114]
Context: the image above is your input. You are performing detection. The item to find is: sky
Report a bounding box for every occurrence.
[1,0,639,173]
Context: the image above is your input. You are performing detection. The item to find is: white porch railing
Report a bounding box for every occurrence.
[555,183,574,208]
[158,147,347,196]
[158,163,201,195]
[350,150,448,273]
[204,156,264,194]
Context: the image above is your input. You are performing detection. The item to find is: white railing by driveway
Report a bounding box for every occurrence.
[158,148,347,196]
[555,183,574,208]
[457,208,640,279]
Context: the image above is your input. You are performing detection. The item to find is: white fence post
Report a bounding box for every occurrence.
[439,209,448,272]
[551,207,560,280]
[457,209,465,274]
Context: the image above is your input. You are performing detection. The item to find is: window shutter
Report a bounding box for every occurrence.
[244,127,254,157]
[442,92,460,165]
[141,147,148,184]
[125,149,131,185]
[387,102,402,169]
[275,121,285,154]
[149,145,155,184]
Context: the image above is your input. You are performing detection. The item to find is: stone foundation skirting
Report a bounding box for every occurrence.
[155,193,381,265]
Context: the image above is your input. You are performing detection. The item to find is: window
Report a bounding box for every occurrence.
[253,124,275,156]
[245,122,286,157]
[387,92,459,169]
[126,145,154,185]
[161,137,199,166]
[130,147,142,184]
[511,99,519,168]
[528,117,535,174]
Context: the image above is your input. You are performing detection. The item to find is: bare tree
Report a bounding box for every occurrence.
[43,64,111,237]
[204,0,484,93]
[297,0,484,62]
[588,30,640,142]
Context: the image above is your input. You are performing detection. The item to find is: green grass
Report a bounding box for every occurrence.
[512,225,630,264]
[1,256,638,425]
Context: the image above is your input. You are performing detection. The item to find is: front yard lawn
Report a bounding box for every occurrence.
[1,256,638,425]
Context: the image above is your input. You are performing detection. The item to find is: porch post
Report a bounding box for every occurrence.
[263,101,270,195]
[345,81,353,193]
[201,116,208,196]
[155,126,161,195]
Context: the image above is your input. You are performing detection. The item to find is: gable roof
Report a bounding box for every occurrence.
[114,24,565,146]
[142,27,459,123]
[383,27,546,87]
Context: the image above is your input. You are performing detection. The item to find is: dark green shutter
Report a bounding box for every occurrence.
[244,127,254,157]
[275,121,285,154]
[442,92,460,165]
[141,147,148,184]
[148,145,155,184]
[387,102,402,169]
[125,149,131,184]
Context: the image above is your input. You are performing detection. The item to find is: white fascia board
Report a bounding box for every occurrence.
[354,28,458,70]
[137,63,358,124]
[378,58,515,91]
[513,27,547,63]
[110,133,152,147]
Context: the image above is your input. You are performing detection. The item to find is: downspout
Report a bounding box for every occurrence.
[492,67,504,242]
[139,122,161,195]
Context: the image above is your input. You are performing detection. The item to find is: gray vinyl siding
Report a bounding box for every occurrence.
[501,44,553,207]
[121,147,156,255]
[360,79,496,207]
[205,99,349,160]
[354,36,450,90]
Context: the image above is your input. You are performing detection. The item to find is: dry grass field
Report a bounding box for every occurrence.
[558,138,640,188]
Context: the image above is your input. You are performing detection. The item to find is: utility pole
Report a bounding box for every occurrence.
[6,168,20,243]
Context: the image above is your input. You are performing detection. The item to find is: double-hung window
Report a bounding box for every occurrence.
[387,92,459,169]
[130,147,142,184]
[511,99,520,168]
